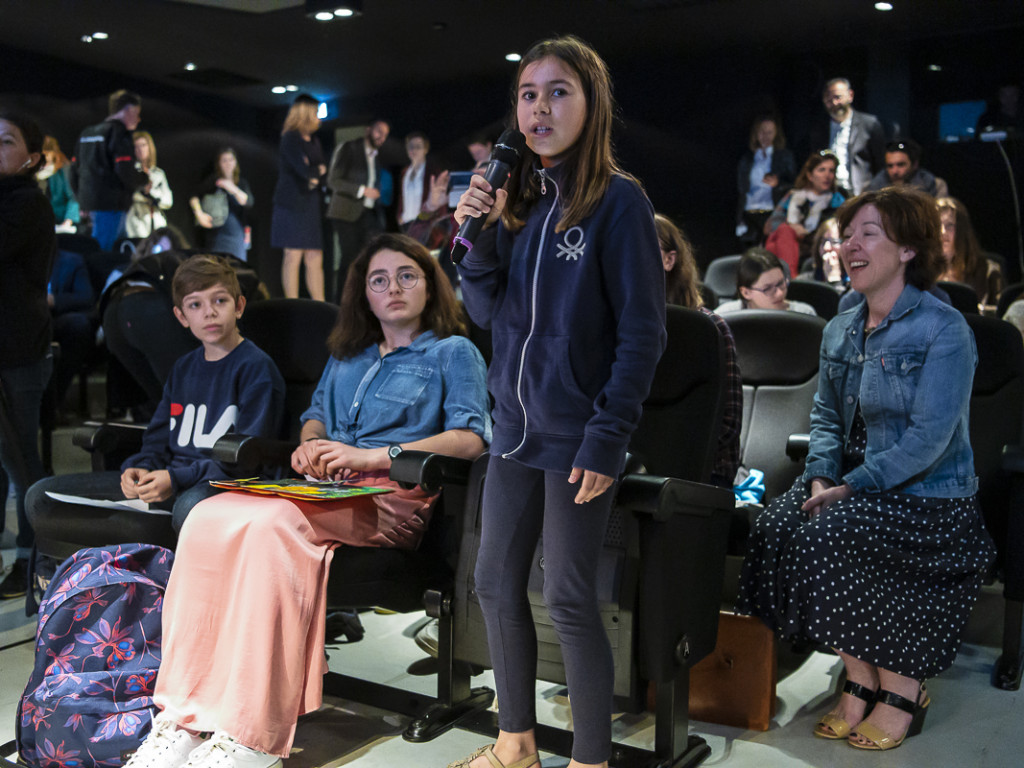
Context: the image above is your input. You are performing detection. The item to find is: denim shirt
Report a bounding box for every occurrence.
[300,331,491,448]
[803,283,978,498]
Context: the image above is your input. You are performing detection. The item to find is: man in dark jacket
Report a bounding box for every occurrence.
[809,78,886,196]
[69,89,149,249]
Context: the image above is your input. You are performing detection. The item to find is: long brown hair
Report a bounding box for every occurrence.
[502,35,639,234]
[133,131,157,171]
[936,196,984,281]
[655,214,701,308]
[794,150,838,191]
[327,233,467,360]
[42,136,70,171]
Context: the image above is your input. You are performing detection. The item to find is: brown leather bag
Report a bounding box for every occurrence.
[647,611,777,731]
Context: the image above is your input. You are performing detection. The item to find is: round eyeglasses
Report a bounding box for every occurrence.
[367,270,422,293]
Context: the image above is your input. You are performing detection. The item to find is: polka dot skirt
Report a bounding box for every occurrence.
[736,408,996,679]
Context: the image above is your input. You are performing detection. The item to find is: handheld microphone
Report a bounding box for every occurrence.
[451,129,526,264]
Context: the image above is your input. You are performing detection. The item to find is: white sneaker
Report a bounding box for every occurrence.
[182,732,282,768]
[125,713,205,768]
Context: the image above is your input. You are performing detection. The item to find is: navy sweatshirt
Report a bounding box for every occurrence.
[458,164,666,478]
[122,339,286,491]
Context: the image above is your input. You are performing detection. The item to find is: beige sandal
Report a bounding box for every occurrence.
[446,744,540,768]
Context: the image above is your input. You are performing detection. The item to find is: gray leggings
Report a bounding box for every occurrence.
[474,455,616,765]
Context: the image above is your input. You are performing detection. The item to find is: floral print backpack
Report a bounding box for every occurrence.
[17,544,174,768]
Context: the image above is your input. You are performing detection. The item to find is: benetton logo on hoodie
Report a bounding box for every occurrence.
[555,226,586,261]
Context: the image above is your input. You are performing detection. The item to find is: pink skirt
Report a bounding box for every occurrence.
[153,472,436,756]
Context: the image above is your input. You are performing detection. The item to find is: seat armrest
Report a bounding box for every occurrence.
[1003,445,1024,475]
[787,433,810,461]
[616,474,733,522]
[389,450,472,493]
[212,433,296,472]
[72,421,146,454]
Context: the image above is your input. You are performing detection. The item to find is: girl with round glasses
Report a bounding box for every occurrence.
[715,247,817,315]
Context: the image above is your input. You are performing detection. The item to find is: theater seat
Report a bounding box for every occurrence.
[786,278,841,320]
[938,280,981,314]
[702,254,742,305]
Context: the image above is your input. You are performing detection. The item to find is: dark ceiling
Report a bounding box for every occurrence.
[1,0,1022,111]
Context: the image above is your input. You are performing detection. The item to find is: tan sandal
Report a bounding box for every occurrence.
[446,744,540,768]
[813,679,876,739]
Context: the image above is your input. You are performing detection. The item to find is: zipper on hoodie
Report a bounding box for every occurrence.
[502,168,558,460]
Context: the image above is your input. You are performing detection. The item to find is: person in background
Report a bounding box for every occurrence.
[271,94,326,301]
[738,187,994,752]
[0,110,56,599]
[715,247,818,316]
[69,89,149,249]
[809,77,886,196]
[398,131,448,234]
[936,196,1004,309]
[190,147,254,262]
[765,150,846,276]
[801,217,848,289]
[866,139,948,198]
[657,213,741,489]
[126,130,174,239]
[38,135,79,231]
[736,115,796,246]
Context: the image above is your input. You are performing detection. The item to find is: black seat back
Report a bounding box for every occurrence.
[725,310,826,502]
[938,280,981,314]
[786,279,841,320]
[966,314,1024,571]
[998,281,1024,320]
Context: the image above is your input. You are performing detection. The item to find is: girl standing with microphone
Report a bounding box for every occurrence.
[451,35,666,768]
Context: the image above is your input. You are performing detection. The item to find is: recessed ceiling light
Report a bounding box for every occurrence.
[272,86,287,94]
[874,2,893,10]
[184,62,197,71]
[928,64,943,72]
[92,31,109,39]
[334,8,354,17]
[285,85,299,92]
[314,11,334,21]
[80,35,93,43]
[505,53,522,62]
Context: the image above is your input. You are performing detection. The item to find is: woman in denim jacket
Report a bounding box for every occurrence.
[125,233,491,768]
[738,187,994,752]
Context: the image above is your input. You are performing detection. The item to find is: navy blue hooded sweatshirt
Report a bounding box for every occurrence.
[458,164,666,478]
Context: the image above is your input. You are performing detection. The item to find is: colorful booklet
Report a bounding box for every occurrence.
[208,477,394,502]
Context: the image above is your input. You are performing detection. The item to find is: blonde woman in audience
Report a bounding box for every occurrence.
[126,131,173,238]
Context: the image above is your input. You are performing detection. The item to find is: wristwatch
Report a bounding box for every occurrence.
[387,444,404,462]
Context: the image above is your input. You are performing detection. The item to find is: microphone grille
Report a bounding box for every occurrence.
[492,129,526,165]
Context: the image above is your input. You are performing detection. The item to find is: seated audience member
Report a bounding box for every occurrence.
[657,214,741,488]
[765,150,847,275]
[715,247,818,316]
[48,249,96,413]
[866,139,948,198]
[737,187,994,752]
[38,136,79,231]
[937,196,1004,308]
[122,233,490,768]
[28,254,285,531]
[799,217,848,289]
[466,131,492,168]
[736,114,796,246]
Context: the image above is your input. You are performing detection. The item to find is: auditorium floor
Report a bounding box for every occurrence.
[2,423,1022,767]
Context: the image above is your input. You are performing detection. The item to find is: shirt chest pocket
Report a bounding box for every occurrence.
[880,351,925,411]
[374,364,433,406]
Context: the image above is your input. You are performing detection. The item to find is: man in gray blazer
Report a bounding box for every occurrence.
[810,78,886,196]
[326,119,390,302]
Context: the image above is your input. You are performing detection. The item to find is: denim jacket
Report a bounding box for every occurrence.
[803,283,978,498]
[300,332,492,448]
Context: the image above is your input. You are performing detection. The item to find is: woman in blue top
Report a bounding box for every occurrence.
[126,233,490,768]
[452,36,666,768]
[737,187,995,751]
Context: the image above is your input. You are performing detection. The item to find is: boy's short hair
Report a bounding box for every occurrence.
[109,89,142,115]
[172,254,242,307]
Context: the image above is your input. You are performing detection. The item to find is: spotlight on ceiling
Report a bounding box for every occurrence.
[306,0,362,21]
[874,2,894,10]
[184,62,197,71]
[505,53,522,63]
